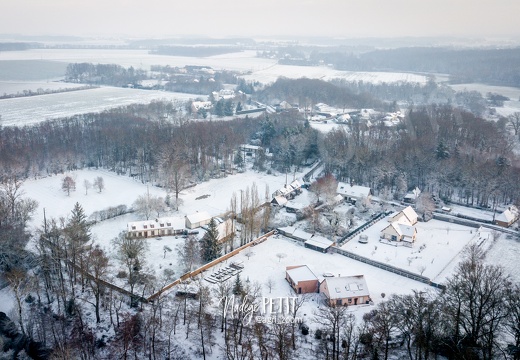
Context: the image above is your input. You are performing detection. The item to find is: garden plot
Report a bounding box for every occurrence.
[340,218,489,282]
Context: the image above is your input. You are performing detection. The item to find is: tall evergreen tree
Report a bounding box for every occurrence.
[200,218,221,262]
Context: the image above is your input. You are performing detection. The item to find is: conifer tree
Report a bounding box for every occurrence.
[200,218,221,262]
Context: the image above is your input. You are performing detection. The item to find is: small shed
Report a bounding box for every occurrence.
[304,235,334,253]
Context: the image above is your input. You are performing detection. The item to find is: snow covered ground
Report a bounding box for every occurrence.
[0,86,200,126]
[22,167,309,281]
[0,80,87,96]
[0,49,276,73]
[240,64,429,85]
[484,234,520,284]
[177,234,431,325]
[450,83,520,117]
[340,217,490,282]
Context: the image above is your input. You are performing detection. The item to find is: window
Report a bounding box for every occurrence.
[348,298,352,303]
[391,235,397,241]
[160,223,164,227]
[138,232,142,237]
[150,224,155,228]
[167,222,171,226]
[132,226,136,230]
[336,299,342,306]
[143,225,148,229]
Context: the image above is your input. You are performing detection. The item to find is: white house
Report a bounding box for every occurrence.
[381,222,418,244]
[336,182,372,203]
[191,101,212,114]
[185,211,213,229]
[127,216,185,238]
[387,206,418,225]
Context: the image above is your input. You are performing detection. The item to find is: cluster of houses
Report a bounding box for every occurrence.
[285,265,371,307]
[271,180,303,207]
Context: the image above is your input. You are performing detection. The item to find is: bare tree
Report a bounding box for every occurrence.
[62,175,76,196]
[83,179,91,195]
[133,192,165,220]
[93,176,104,193]
[265,277,275,294]
[276,253,287,263]
[508,112,520,138]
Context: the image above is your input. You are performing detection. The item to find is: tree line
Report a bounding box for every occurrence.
[320,104,520,207]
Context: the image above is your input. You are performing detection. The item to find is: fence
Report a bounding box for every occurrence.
[433,213,519,236]
[330,247,445,290]
[146,230,276,301]
[337,211,391,246]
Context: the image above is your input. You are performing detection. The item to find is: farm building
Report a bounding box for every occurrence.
[127,216,185,238]
[495,206,519,228]
[285,265,319,294]
[319,275,370,307]
[336,182,372,203]
[185,211,213,229]
[304,235,334,253]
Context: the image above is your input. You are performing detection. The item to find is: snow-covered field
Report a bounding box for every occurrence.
[0,80,87,96]
[450,83,520,116]
[240,64,429,85]
[1,49,430,87]
[340,217,491,282]
[0,87,200,126]
[22,167,309,280]
[0,49,276,73]
[484,234,520,284]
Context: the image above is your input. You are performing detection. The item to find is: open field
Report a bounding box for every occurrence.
[0,86,200,126]
[0,80,87,96]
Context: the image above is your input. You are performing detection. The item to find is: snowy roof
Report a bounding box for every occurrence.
[272,195,288,206]
[186,211,212,224]
[215,219,235,241]
[336,182,371,199]
[278,226,296,235]
[398,223,417,240]
[293,229,314,241]
[290,179,302,189]
[286,265,318,283]
[305,235,334,250]
[240,144,262,151]
[127,216,185,232]
[496,209,517,223]
[401,206,418,222]
[322,275,369,300]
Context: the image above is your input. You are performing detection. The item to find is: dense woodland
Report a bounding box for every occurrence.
[310,47,520,87]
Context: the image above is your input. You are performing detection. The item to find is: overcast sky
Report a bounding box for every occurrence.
[1,0,519,39]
